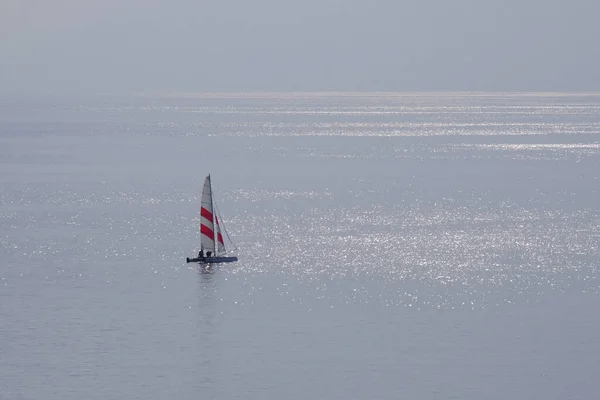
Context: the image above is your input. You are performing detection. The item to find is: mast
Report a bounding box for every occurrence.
[208,174,216,255]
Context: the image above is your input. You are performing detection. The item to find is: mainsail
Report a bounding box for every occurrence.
[200,175,215,252]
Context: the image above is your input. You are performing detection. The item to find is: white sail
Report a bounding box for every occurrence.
[200,175,215,252]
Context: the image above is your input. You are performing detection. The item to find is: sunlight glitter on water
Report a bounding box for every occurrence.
[224,194,600,306]
[3,92,600,310]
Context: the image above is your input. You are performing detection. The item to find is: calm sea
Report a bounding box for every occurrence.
[1,92,599,399]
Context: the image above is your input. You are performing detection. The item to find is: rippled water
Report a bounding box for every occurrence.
[1,93,600,399]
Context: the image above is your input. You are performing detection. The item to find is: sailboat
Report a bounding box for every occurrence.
[186,174,238,264]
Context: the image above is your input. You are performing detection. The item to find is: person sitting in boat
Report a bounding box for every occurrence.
[206,251,212,258]
[198,250,205,259]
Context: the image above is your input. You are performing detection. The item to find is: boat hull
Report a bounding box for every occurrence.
[186,256,238,264]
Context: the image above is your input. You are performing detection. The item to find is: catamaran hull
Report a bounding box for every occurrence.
[186,256,238,264]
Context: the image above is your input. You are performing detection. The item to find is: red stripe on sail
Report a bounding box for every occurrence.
[200,224,214,239]
[215,215,225,245]
[200,207,213,221]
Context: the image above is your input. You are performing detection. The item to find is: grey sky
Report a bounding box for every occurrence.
[1,0,598,94]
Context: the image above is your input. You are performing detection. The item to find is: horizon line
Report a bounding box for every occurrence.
[3,90,600,99]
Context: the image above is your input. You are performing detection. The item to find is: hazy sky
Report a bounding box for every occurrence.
[1,0,598,94]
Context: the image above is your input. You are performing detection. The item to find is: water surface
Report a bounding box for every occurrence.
[1,92,599,399]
